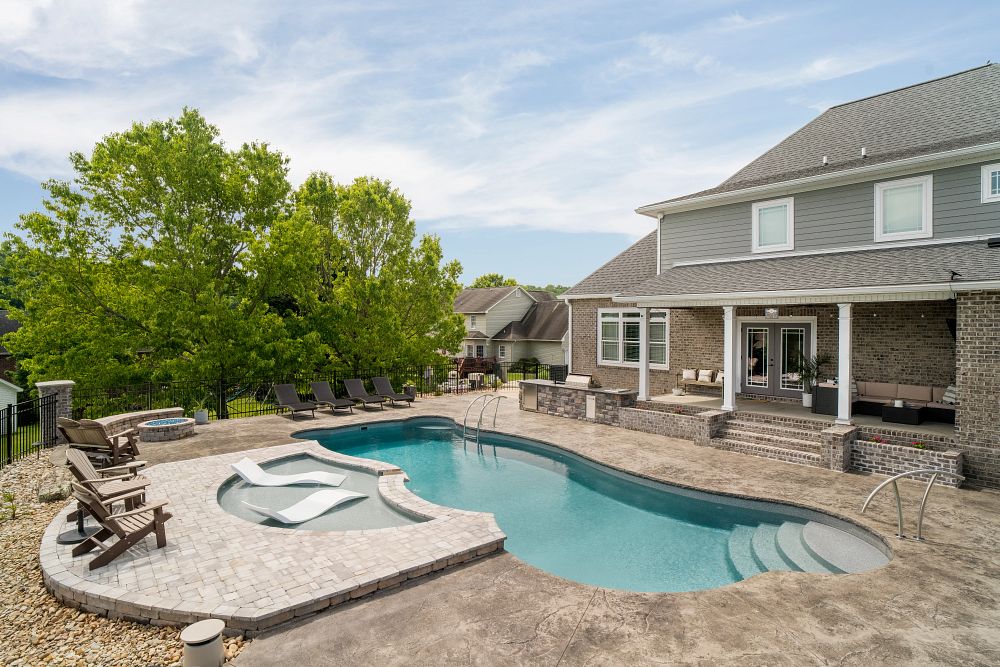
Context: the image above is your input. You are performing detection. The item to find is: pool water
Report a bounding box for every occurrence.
[298,418,888,592]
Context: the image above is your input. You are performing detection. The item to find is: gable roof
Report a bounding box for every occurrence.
[454,286,524,313]
[641,64,1000,210]
[563,231,658,297]
[492,300,569,341]
[527,290,556,302]
[619,240,1000,302]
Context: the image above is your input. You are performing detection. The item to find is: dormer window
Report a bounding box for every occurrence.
[751,197,794,253]
[982,163,1000,203]
[874,175,933,242]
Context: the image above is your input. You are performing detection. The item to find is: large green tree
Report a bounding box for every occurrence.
[4,109,326,387]
[469,273,517,288]
[295,174,465,369]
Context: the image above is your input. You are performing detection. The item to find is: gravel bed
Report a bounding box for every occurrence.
[0,453,249,666]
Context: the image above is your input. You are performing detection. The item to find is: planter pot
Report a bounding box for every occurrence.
[194,410,209,425]
[671,388,684,396]
[802,393,813,408]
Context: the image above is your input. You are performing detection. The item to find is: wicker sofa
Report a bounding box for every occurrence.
[853,381,956,424]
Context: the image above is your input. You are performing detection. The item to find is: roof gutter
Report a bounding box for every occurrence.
[636,141,1000,217]
[613,280,1000,306]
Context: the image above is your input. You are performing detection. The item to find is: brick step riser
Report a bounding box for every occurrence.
[721,420,826,441]
[716,429,822,453]
[728,412,829,432]
[711,438,824,468]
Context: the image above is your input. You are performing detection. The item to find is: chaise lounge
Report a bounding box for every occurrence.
[344,379,385,410]
[274,384,317,420]
[310,381,355,414]
[372,376,414,407]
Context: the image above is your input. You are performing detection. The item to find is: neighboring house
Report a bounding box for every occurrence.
[454,286,569,365]
[563,64,1000,489]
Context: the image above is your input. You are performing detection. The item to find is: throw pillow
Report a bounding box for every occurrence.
[698,369,713,383]
[942,385,957,405]
[682,369,697,380]
[715,370,725,384]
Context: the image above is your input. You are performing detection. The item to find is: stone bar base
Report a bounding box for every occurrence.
[519,380,636,426]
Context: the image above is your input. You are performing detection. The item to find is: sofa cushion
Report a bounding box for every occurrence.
[715,371,724,384]
[942,385,958,405]
[682,369,697,380]
[855,381,867,395]
[932,387,946,402]
[927,402,956,411]
[897,384,932,402]
[865,382,898,400]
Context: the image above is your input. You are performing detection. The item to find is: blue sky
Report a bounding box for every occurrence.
[1,1,997,286]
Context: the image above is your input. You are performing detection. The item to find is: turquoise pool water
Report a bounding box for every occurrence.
[297,418,886,592]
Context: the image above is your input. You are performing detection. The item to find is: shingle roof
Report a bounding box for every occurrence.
[563,231,658,297]
[645,64,1000,207]
[464,330,489,339]
[454,286,521,313]
[620,240,1000,298]
[527,290,556,301]
[492,300,568,341]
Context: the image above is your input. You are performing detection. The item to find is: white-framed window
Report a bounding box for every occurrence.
[982,163,1000,203]
[498,344,506,359]
[751,197,794,253]
[475,344,485,358]
[469,315,477,329]
[597,309,670,368]
[466,344,473,357]
[874,175,933,242]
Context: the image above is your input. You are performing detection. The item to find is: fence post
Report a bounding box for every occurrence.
[217,378,227,420]
[5,404,12,465]
[36,380,74,444]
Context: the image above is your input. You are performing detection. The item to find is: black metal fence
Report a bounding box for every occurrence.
[72,360,551,422]
[0,393,57,469]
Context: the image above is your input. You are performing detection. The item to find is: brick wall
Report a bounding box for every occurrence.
[956,291,1000,489]
[851,440,963,487]
[851,300,956,387]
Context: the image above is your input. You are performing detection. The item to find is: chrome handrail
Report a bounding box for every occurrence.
[861,469,965,540]
[463,395,490,441]
[475,395,506,446]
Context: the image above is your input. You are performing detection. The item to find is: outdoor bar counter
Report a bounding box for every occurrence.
[519,379,637,426]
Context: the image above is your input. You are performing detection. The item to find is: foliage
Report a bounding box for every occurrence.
[469,273,517,288]
[1,489,15,521]
[794,352,834,394]
[521,283,569,297]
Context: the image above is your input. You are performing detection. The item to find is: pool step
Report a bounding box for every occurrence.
[726,525,765,580]
[800,521,890,573]
[774,522,834,573]
[750,523,797,572]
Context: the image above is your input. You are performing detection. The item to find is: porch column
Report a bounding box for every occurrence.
[836,303,853,425]
[722,306,737,411]
[638,307,650,400]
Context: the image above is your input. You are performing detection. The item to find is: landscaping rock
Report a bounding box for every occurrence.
[37,482,71,502]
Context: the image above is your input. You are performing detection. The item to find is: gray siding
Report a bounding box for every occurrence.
[483,289,534,336]
[661,161,1000,267]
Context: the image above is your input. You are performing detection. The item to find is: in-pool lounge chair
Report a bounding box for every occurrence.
[372,377,414,407]
[274,384,316,419]
[231,457,347,487]
[344,379,385,410]
[243,489,366,524]
[70,482,172,570]
[310,381,355,414]
[65,448,149,509]
[57,417,141,466]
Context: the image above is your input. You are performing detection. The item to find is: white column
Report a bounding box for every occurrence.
[638,307,650,400]
[722,306,737,411]
[836,303,853,425]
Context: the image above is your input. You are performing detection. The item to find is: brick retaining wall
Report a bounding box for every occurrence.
[851,440,963,486]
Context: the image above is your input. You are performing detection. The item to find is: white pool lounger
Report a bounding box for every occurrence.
[243,489,367,524]
[232,457,347,487]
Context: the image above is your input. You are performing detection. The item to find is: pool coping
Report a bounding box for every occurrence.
[40,440,506,633]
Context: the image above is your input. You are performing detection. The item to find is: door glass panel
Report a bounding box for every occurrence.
[746,328,769,387]
[780,328,805,390]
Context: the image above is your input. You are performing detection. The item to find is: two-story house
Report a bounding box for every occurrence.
[454,286,569,365]
[563,64,1000,489]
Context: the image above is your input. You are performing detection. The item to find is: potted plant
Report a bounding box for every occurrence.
[795,352,833,408]
[191,394,211,425]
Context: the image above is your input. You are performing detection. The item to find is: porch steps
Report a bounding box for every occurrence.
[729,411,828,432]
[712,438,823,467]
[715,425,821,454]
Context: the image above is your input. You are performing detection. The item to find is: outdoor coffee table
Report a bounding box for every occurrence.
[881,404,926,425]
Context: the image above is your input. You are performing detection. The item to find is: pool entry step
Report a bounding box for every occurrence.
[727,521,889,579]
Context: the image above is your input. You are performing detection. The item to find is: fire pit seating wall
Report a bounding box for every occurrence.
[94,407,185,436]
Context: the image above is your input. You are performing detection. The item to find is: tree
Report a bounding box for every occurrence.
[470,273,517,288]
[4,108,326,388]
[295,174,465,369]
[522,283,570,297]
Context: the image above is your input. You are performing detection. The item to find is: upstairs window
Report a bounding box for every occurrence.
[874,175,933,242]
[469,315,477,329]
[982,163,1000,203]
[598,310,669,368]
[751,198,794,253]
[498,344,507,359]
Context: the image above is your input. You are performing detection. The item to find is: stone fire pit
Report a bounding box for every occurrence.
[136,417,195,442]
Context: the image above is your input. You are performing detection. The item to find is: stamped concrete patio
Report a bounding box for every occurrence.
[48,391,1000,664]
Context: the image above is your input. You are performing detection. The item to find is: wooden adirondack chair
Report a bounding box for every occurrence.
[64,448,149,510]
[58,417,141,466]
[70,482,172,570]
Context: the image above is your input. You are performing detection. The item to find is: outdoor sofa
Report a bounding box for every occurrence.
[853,381,956,424]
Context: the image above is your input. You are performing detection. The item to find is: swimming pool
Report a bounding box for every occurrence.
[297,417,889,592]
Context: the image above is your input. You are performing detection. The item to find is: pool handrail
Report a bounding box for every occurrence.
[462,395,490,441]
[475,395,506,446]
[861,468,965,540]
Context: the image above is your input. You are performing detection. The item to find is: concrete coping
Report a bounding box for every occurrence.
[36,380,76,389]
[519,379,638,396]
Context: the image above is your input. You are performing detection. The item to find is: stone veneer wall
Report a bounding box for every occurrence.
[527,382,636,426]
[851,440,963,487]
[619,404,727,445]
[956,290,1000,489]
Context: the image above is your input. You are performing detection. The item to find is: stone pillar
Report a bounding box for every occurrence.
[637,308,650,401]
[820,424,856,472]
[836,303,853,425]
[36,380,75,445]
[721,306,737,411]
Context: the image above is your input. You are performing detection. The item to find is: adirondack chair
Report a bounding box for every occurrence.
[64,448,149,510]
[58,417,141,466]
[70,482,172,570]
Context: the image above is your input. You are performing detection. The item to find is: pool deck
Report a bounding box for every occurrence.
[45,391,1000,664]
